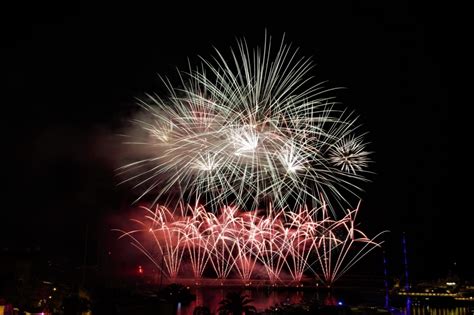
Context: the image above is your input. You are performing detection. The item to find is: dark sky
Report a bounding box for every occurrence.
[4,2,465,282]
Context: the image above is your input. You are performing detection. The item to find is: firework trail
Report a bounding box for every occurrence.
[117,35,372,213]
[115,202,385,286]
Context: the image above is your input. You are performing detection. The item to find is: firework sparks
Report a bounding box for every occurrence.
[118,35,372,212]
[116,202,385,286]
[329,135,371,174]
[115,34,384,287]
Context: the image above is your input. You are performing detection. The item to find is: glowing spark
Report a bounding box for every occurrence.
[192,153,220,171]
[233,126,259,155]
[329,135,371,174]
[279,142,306,173]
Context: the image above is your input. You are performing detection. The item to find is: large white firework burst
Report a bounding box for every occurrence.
[118,35,372,213]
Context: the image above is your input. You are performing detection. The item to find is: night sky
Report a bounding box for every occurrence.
[4,2,465,283]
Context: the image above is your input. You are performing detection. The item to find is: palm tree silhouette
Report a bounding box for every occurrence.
[217,292,257,315]
[193,305,211,315]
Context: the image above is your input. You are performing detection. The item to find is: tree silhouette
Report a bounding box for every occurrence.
[193,305,212,315]
[161,283,194,304]
[62,294,91,315]
[217,292,256,315]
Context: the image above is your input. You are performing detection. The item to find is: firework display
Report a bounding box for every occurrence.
[116,35,383,287]
[117,36,371,212]
[117,202,384,286]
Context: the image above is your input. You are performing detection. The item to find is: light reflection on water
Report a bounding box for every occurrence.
[175,287,472,315]
[402,306,471,315]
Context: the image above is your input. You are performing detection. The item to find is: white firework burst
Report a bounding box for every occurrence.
[118,35,372,213]
[329,135,371,174]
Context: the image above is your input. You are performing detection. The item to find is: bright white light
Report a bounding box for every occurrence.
[233,126,259,155]
[279,142,305,173]
[192,153,220,171]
